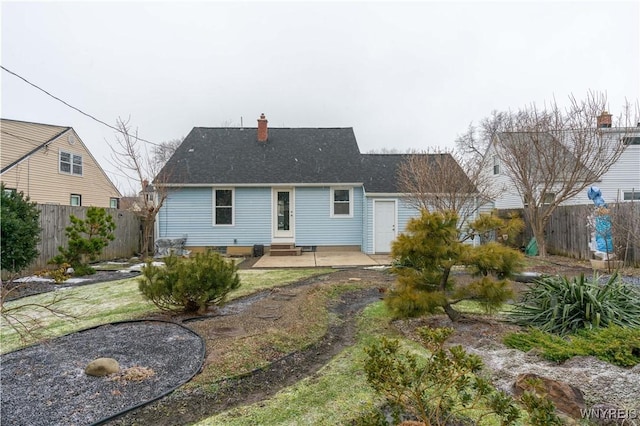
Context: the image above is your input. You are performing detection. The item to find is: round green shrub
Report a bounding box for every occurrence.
[1,184,40,273]
[138,252,240,314]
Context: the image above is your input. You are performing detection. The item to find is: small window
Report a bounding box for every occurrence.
[331,188,353,217]
[3,187,16,195]
[70,194,82,206]
[493,155,500,175]
[623,191,640,201]
[214,189,233,225]
[622,137,640,145]
[110,198,119,209]
[542,192,555,205]
[60,151,83,176]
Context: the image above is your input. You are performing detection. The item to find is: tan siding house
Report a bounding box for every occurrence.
[1,119,121,207]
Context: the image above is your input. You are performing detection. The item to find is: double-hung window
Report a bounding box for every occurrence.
[331,187,353,217]
[492,155,500,175]
[214,189,234,225]
[60,151,83,176]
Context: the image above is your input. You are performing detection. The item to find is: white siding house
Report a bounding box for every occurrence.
[486,124,640,209]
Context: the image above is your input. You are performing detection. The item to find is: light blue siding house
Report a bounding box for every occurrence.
[156,114,471,255]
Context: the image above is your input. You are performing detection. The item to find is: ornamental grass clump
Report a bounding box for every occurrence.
[138,252,240,314]
[508,273,640,335]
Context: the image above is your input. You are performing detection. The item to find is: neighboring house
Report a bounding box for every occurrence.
[119,180,156,212]
[156,114,475,255]
[486,113,640,209]
[0,118,121,207]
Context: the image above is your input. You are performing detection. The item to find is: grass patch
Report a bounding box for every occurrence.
[1,269,330,354]
[229,268,332,299]
[455,299,513,315]
[194,301,393,426]
[1,278,155,353]
[504,326,640,367]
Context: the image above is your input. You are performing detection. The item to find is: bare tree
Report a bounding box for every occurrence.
[609,200,640,266]
[151,138,183,170]
[396,148,502,239]
[475,92,638,256]
[107,117,173,258]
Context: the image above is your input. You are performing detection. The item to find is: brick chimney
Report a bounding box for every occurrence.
[257,113,268,142]
[597,111,612,128]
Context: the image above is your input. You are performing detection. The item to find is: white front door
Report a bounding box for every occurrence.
[374,200,396,253]
[273,188,294,239]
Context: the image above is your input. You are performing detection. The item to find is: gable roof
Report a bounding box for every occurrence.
[1,119,71,173]
[160,127,364,185]
[0,118,122,198]
[159,122,474,195]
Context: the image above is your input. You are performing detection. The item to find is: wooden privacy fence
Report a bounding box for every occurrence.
[499,202,640,265]
[28,205,141,274]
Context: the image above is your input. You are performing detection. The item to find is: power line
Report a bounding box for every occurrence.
[1,65,162,147]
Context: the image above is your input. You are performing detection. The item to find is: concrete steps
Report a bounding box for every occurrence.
[269,243,302,256]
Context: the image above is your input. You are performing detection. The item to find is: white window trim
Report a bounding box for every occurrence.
[492,155,500,175]
[212,188,235,226]
[59,150,83,176]
[70,194,82,206]
[330,187,354,218]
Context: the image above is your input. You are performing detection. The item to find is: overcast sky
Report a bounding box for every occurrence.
[2,1,639,194]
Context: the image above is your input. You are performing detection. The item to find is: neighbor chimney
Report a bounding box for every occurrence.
[257,113,268,142]
[597,111,612,128]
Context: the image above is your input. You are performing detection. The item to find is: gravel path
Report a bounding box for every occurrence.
[0,321,205,426]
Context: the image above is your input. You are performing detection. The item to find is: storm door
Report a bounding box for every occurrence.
[273,188,294,239]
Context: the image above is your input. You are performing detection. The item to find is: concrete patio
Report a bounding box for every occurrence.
[252,251,392,268]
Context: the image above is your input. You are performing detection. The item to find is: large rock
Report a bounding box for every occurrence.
[514,373,585,419]
[85,358,120,377]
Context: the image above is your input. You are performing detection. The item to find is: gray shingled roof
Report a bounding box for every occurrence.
[158,126,474,194]
[160,127,363,184]
[359,154,406,193]
[360,153,475,193]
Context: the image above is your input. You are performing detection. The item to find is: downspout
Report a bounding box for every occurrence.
[361,185,367,253]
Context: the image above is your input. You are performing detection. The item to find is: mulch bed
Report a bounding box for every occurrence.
[0,321,205,426]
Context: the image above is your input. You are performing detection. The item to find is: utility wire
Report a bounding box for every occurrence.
[1,65,162,147]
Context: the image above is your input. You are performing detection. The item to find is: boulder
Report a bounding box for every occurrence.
[85,358,120,377]
[514,373,585,419]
